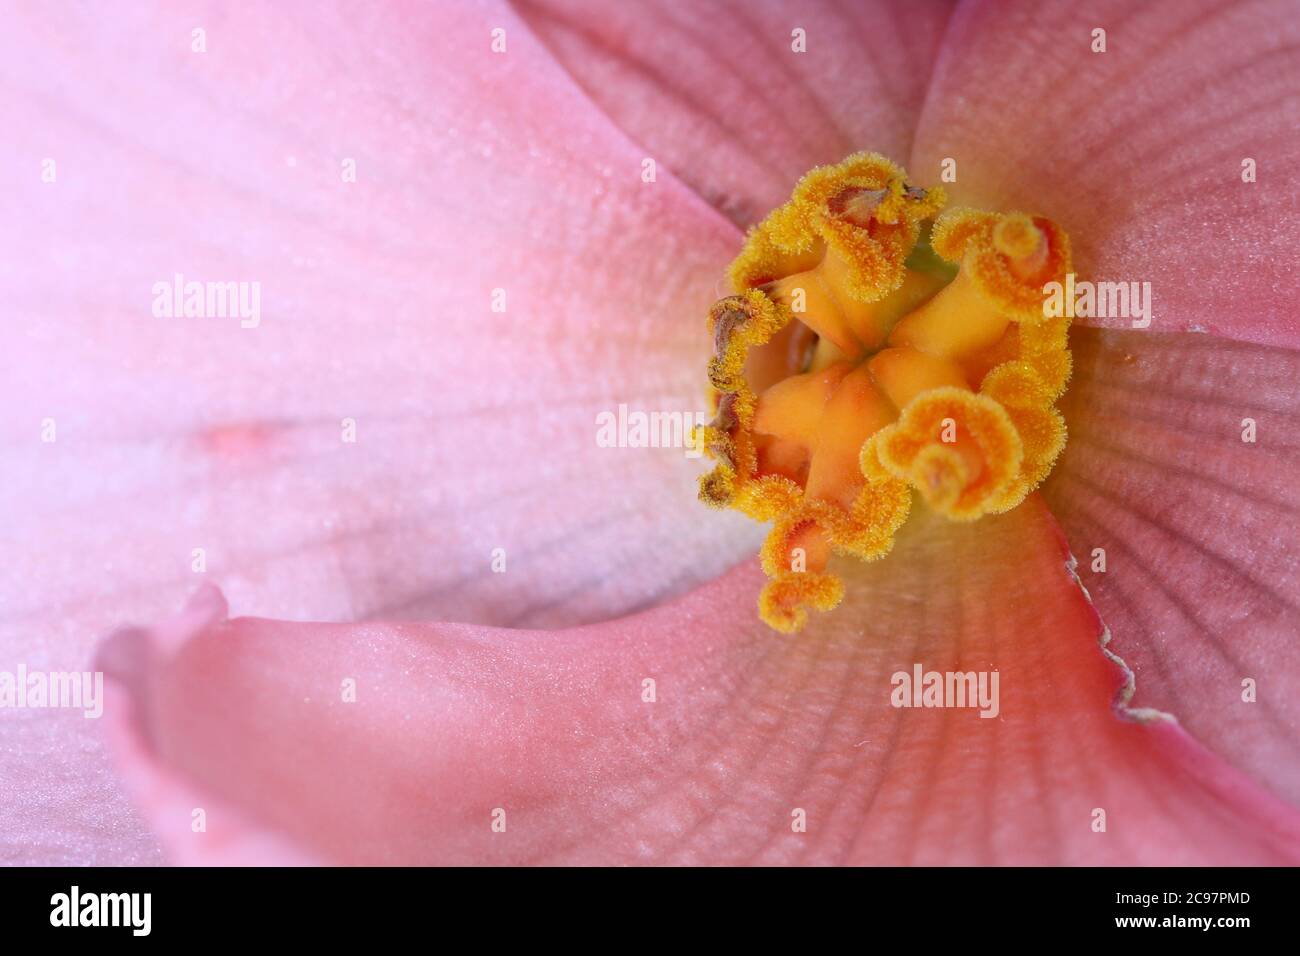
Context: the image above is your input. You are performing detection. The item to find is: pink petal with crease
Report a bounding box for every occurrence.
[1,0,758,863]
[99,499,1300,864]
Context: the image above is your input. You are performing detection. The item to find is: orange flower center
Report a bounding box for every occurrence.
[697,153,1074,633]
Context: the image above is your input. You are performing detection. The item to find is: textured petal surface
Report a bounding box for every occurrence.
[0,0,758,863]
[912,0,1300,346]
[1046,328,1300,807]
[101,498,1300,864]
[516,0,956,228]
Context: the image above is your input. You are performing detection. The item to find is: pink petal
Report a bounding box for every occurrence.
[1,1,757,862]
[1045,328,1300,807]
[101,498,1300,864]
[911,0,1300,347]
[515,0,956,227]
[97,587,323,865]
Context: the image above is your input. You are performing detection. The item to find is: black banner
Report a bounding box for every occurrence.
[0,866,1284,942]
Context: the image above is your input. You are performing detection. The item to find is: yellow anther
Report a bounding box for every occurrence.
[875,387,1023,520]
[1002,404,1066,497]
[928,207,1072,324]
[992,212,1043,262]
[761,512,825,577]
[698,467,736,509]
[698,154,1075,632]
[859,432,896,484]
[911,444,971,512]
[759,571,845,635]
[1018,311,1073,396]
[980,372,1068,513]
[706,290,791,395]
[730,152,945,302]
[981,360,1055,410]
[838,468,911,560]
[734,473,804,523]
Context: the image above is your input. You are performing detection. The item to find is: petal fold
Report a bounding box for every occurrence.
[1,0,757,863]
[101,498,1300,864]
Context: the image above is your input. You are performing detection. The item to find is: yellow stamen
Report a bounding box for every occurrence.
[874,387,1023,520]
[992,212,1044,263]
[730,153,945,300]
[929,207,1072,323]
[759,570,844,635]
[697,153,1075,631]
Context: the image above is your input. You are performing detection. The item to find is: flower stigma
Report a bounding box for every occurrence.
[696,153,1073,633]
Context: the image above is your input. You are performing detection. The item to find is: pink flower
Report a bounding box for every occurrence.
[3,0,1298,864]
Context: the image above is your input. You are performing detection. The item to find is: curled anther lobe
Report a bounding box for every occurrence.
[710,391,739,432]
[710,296,751,358]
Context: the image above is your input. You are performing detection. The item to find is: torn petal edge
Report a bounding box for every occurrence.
[1063,549,1175,725]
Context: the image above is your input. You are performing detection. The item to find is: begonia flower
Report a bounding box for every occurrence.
[3,0,1298,865]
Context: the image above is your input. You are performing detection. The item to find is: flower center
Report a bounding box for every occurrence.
[698,153,1073,633]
